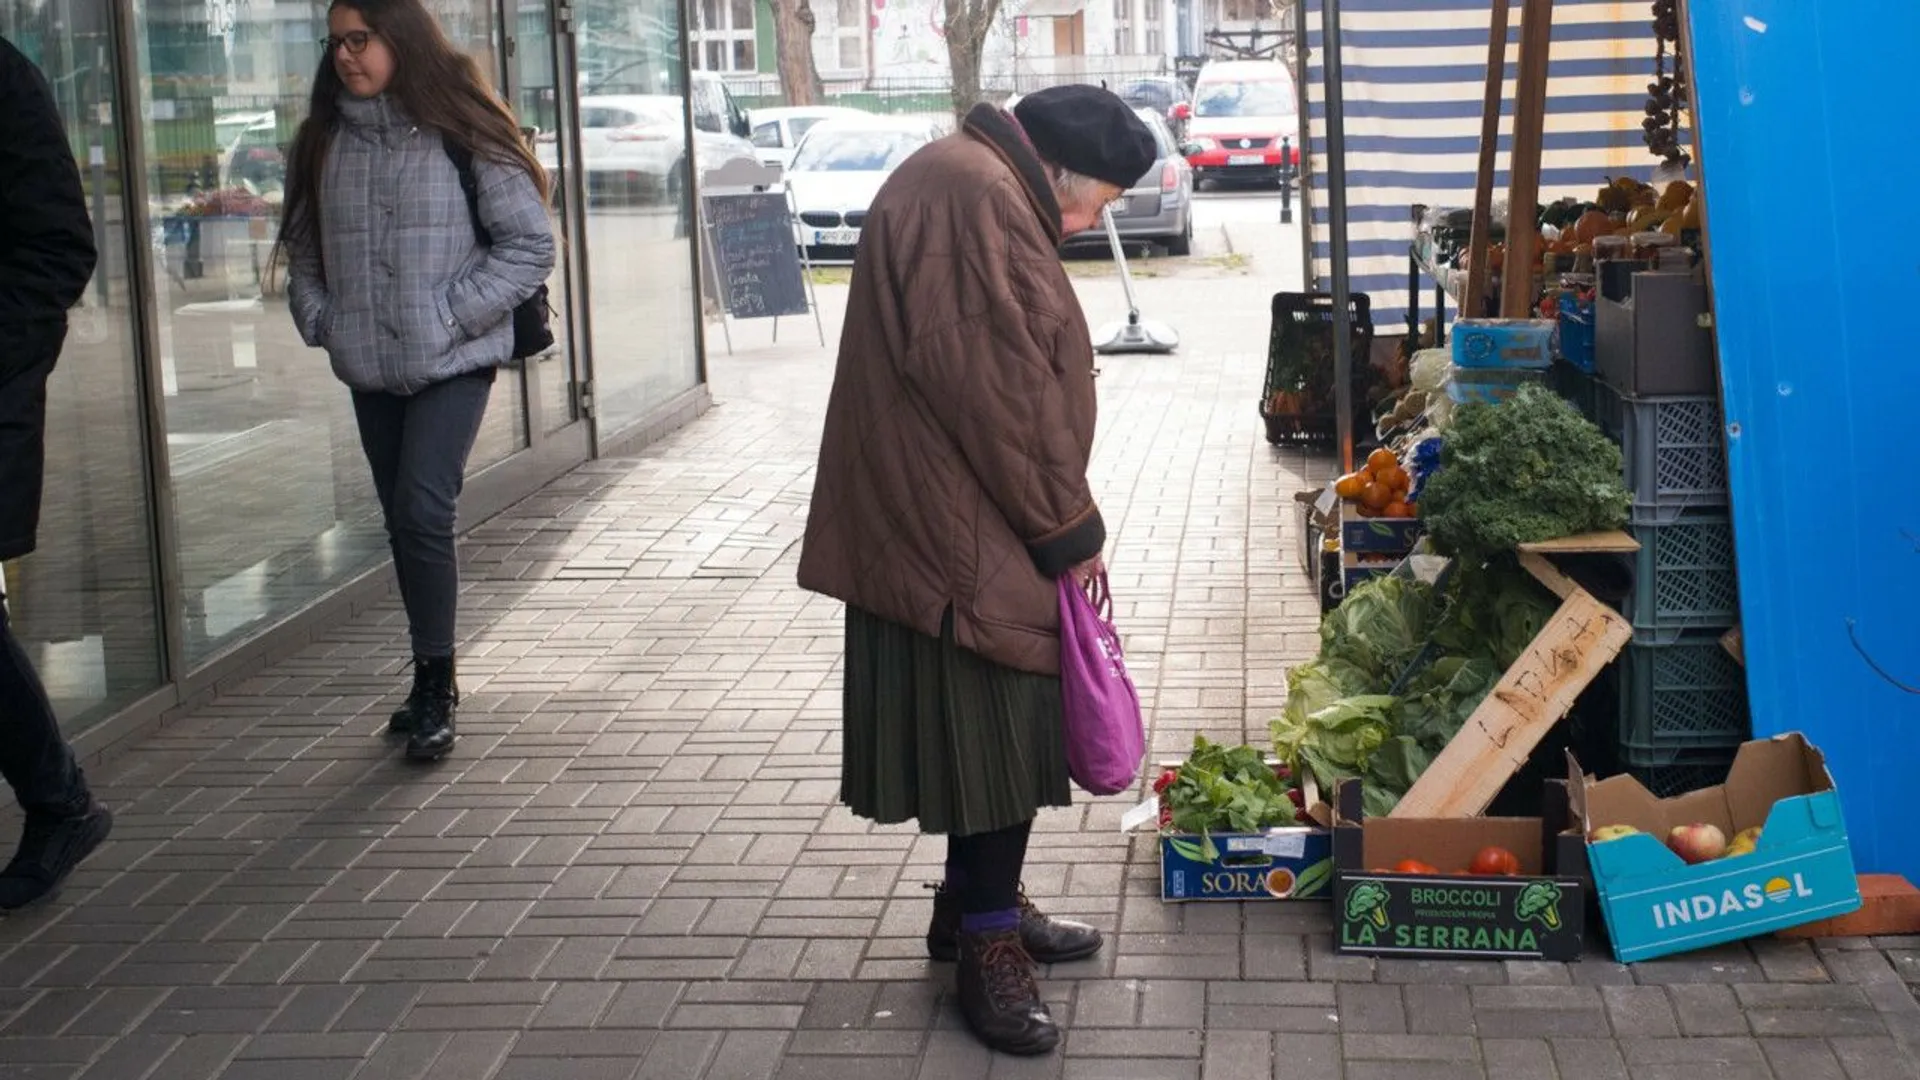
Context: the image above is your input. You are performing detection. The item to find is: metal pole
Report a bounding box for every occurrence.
[1278,136,1293,224]
[1321,0,1357,474]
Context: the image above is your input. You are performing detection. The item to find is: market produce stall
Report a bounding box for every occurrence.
[1180,0,1899,960]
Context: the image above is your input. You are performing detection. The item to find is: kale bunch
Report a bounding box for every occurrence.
[1419,385,1630,564]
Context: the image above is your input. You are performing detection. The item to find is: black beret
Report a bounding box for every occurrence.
[1013,85,1157,191]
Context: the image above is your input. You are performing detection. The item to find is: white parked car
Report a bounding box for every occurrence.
[748,105,872,171]
[536,82,759,205]
[784,116,946,264]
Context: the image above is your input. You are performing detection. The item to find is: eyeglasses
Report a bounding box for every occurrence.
[321,30,378,55]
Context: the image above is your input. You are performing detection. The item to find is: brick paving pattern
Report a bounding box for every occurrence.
[6,249,1920,1079]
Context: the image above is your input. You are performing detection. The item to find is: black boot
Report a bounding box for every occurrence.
[404,655,457,762]
[955,929,1060,1056]
[388,656,459,735]
[0,802,114,911]
[927,883,1104,964]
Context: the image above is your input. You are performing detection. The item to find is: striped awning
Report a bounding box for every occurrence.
[1302,0,1684,336]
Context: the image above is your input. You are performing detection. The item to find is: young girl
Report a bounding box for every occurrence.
[278,0,555,762]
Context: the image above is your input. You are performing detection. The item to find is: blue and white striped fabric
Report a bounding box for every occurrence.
[1301,0,1676,336]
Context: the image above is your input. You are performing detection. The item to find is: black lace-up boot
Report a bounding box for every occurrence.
[403,655,457,762]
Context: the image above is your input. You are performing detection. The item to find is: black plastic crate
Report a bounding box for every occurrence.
[1621,755,1736,798]
[1548,358,1599,422]
[1624,512,1741,640]
[1260,291,1372,447]
[1615,635,1751,761]
[1593,383,1730,521]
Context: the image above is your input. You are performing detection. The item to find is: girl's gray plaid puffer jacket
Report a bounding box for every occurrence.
[286,92,555,396]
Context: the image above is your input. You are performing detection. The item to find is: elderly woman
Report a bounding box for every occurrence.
[798,85,1155,1056]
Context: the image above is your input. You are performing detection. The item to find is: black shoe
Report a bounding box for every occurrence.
[0,804,113,911]
[404,655,457,762]
[927,883,1104,964]
[389,655,459,735]
[955,929,1060,1056]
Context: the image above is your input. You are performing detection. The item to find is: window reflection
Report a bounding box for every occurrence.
[1,0,164,730]
[133,0,526,667]
[573,0,704,433]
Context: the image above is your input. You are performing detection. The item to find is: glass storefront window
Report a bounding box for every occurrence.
[574,0,704,434]
[130,0,531,667]
[1,1,164,731]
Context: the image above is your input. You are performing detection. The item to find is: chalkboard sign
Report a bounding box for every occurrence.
[701,192,809,320]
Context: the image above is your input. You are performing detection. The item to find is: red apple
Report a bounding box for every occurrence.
[1667,823,1727,864]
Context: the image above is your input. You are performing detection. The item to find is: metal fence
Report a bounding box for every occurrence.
[728,59,1186,114]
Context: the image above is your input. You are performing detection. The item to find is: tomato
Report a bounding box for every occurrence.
[1392,859,1439,875]
[1469,846,1522,876]
[1367,448,1398,474]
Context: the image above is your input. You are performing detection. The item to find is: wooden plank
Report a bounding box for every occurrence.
[1392,586,1631,818]
[1517,551,1578,601]
[1517,530,1641,554]
[1499,0,1556,318]
[1463,0,1512,318]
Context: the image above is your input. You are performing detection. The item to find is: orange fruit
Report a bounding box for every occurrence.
[1383,500,1411,519]
[1384,466,1411,492]
[1360,483,1392,512]
[1333,472,1368,500]
[1367,448,1398,474]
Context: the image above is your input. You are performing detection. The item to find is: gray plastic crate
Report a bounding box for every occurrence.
[1625,513,1741,639]
[1615,637,1751,761]
[1594,383,1730,521]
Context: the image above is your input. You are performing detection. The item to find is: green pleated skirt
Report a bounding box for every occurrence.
[840,606,1071,837]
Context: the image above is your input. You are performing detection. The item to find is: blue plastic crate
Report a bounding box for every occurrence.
[1595,384,1731,522]
[1451,318,1555,370]
[1556,294,1596,373]
[1625,512,1741,640]
[1614,636,1751,763]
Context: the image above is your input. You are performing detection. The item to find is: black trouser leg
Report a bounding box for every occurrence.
[352,370,494,658]
[947,818,1034,915]
[0,587,89,818]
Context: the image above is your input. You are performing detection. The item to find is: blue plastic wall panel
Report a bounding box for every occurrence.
[1685,0,1920,880]
[1303,0,1672,334]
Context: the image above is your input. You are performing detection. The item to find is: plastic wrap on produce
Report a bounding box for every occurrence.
[1410,349,1452,394]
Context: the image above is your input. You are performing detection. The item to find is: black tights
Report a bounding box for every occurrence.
[945,818,1034,914]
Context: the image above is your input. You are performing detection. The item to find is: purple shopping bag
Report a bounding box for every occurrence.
[1058,571,1146,796]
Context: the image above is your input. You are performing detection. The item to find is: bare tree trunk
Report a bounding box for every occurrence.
[771,0,824,106]
[944,0,1004,120]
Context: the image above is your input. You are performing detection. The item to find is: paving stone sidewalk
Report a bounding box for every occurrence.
[6,258,1920,1080]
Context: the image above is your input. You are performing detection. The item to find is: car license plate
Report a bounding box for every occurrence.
[1228,153,1266,165]
[816,228,860,246]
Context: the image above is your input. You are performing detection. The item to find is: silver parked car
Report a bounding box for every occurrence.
[1062,107,1195,256]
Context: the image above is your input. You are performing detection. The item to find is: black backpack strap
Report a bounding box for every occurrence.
[442,139,493,247]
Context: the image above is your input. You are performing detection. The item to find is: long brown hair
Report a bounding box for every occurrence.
[276,0,549,274]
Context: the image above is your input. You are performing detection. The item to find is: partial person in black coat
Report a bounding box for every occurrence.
[0,33,114,911]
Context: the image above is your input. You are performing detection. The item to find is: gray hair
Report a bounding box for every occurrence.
[1047,163,1118,214]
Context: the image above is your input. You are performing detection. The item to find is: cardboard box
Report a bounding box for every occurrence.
[1451,318,1556,370]
[1137,757,1335,902]
[1330,779,1590,961]
[1574,733,1862,964]
[1340,501,1425,555]
[1161,828,1335,902]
